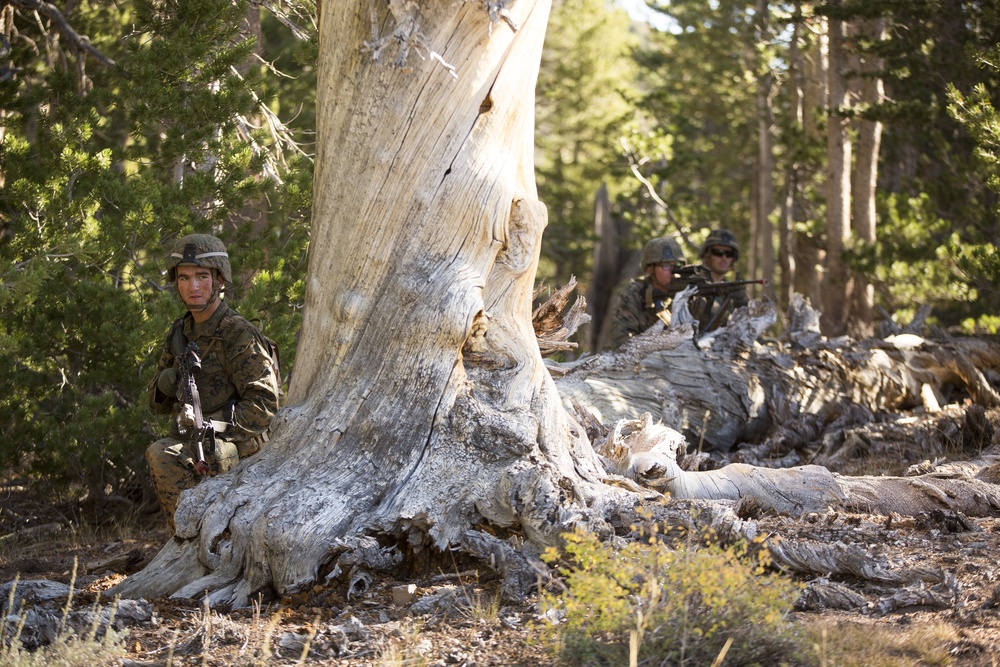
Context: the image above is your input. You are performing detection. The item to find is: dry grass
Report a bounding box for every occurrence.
[0,568,127,667]
[804,619,960,667]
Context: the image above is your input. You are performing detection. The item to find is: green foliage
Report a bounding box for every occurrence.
[535,0,639,285]
[834,0,1000,327]
[848,194,975,327]
[614,0,1000,329]
[0,0,311,505]
[945,37,1000,331]
[540,525,807,667]
[620,0,762,258]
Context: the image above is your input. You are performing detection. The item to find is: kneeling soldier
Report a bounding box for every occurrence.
[147,234,280,532]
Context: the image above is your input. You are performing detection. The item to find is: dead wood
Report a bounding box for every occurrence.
[795,578,868,612]
[767,537,946,585]
[85,549,144,575]
[0,522,64,546]
[872,574,960,616]
[552,290,1000,520]
[531,277,590,356]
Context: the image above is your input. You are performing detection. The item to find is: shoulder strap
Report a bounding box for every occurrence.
[169,317,188,360]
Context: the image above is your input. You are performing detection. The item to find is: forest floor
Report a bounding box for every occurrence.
[4,407,1000,666]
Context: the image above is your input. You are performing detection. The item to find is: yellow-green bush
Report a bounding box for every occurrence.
[540,525,808,667]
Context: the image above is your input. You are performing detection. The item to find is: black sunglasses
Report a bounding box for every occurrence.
[709,248,736,259]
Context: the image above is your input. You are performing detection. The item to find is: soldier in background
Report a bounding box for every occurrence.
[609,236,686,347]
[146,234,280,531]
[678,228,749,334]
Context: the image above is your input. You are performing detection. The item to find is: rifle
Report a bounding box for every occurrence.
[674,275,769,336]
[682,277,769,297]
[176,341,216,476]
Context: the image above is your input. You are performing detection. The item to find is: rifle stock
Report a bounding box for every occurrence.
[177,341,215,476]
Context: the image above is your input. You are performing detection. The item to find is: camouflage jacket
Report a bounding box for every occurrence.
[674,265,749,334]
[148,301,280,443]
[609,277,674,348]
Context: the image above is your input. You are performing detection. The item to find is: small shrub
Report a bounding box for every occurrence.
[540,524,808,667]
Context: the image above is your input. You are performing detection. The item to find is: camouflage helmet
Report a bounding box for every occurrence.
[641,237,685,269]
[700,228,740,260]
[166,234,232,284]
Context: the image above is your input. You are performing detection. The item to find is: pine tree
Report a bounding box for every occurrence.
[0,0,311,509]
[535,0,639,286]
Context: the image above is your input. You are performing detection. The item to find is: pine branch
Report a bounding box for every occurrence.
[8,0,116,67]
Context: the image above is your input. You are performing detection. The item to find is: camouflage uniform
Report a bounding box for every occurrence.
[147,236,279,531]
[609,277,676,347]
[609,236,686,348]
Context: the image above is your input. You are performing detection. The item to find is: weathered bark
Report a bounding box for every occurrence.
[557,300,1000,450]
[115,0,629,606]
[555,298,1000,518]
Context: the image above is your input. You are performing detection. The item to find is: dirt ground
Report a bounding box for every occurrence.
[0,493,556,666]
[4,418,1000,666]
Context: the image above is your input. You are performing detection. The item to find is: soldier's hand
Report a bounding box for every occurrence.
[177,403,197,432]
[157,367,179,397]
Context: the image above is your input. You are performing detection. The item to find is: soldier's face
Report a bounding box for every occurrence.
[705,246,736,275]
[176,265,216,311]
[649,262,675,290]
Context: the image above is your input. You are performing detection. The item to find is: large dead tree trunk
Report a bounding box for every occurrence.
[113,3,1000,610]
[115,0,628,606]
[556,298,1000,452]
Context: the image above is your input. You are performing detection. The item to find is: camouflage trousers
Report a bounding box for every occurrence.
[146,437,241,532]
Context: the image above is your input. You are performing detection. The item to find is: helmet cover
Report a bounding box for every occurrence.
[700,228,740,260]
[166,234,232,285]
[641,237,685,268]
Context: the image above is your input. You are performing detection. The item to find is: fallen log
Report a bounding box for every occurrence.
[548,292,1000,518]
[554,297,1000,459]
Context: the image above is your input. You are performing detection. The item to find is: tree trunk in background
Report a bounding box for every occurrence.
[777,2,804,311]
[850,17,886,338]
[114,0,630,607]
[795,11,826,307]
[822,6,851,336]
[755,0,776,298]
[748,178,759,282]
[587,183,629,353]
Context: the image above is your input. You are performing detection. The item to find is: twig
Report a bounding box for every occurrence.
[619,137,695,251]
[11,0,116,67]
